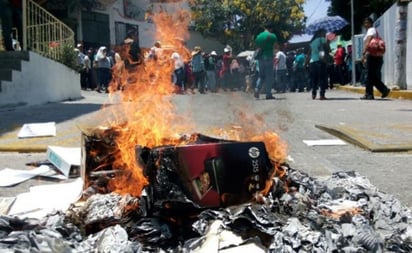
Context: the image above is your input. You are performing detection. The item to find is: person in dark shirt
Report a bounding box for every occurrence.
[123,28,142,71]
[1,0,22,51]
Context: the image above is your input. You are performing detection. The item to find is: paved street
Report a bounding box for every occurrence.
[1,88,412,209]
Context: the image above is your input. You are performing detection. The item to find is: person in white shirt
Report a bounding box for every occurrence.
[274,45,287,93]
[360,17,390,100]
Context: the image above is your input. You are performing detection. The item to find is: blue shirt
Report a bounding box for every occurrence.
[310,37,327,63]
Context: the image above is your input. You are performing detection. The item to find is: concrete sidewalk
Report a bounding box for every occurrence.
[336,84,412,100]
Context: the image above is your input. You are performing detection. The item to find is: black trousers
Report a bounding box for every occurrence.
[365,55,388,96]
[309,61,328,97]
[0,2,22,51]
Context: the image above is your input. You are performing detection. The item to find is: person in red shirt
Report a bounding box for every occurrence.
[331,43,346,87]
[219,48,232,91]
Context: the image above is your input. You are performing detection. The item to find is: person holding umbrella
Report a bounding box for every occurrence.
[305,29,330,100]
[305,16,348,100]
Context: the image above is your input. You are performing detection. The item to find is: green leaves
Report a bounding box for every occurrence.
[188,0,305,52]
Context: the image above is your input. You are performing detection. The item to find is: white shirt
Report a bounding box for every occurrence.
[364,27,377,41]
[275,51,287,70]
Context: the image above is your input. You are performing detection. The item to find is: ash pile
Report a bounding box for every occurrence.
[1,134,412,252]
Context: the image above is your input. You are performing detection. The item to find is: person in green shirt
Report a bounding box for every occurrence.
[292,47,306,92]
[254,22,277,100]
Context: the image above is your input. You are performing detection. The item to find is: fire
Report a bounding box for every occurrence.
[94,6,288,198]
[100,9,194,196]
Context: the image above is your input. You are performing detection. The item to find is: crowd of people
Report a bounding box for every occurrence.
[74,37,252,95]
[74,17,388,101]
[73,40,354,98]
[75,43,117,93]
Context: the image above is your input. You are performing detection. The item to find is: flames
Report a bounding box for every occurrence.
[95,7,288,198]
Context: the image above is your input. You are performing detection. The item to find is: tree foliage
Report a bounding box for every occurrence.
[187,0,306,52]
[328,0,396,40]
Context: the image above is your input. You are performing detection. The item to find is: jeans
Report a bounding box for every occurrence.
[193,71,205,92]
[275,69,288,92]
[257,58,274,97]
[206,70,217,91]
[292,68,306,92]
[172,67,185,89]
[97,68,111,90]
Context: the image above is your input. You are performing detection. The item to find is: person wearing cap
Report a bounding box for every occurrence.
[254,22,278,99]
[204,51,218,92]
[191,46,206,93]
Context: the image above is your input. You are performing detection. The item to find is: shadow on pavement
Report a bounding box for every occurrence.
[0,102,105,136]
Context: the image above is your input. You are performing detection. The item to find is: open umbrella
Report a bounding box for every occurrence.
[305,16,349,35]
[237,50,255,58]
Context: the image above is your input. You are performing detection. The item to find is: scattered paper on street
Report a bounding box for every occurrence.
[0,166,51,187]
[17,122,56,138]
[7,178,83,219]
[303,139,346,146]
[0,197,16,215]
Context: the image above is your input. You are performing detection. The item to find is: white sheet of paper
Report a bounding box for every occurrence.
[303,139,347,146]
[0,166,51,187]
[17,122,56,138]
[0,197,16,215]
[7,178,83,219]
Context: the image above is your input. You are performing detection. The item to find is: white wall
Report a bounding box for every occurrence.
[107,0,224,50]
[375,4,397,86]
[407,3,412,88]
[0,52,81,107]
[378,2,411,88]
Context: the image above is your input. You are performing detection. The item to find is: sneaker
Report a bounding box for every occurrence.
[254,91,259,99]
[360,95,374,100]
[266,95,276,100]
[381,89,390,98]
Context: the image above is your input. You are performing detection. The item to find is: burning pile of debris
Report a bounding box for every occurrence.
[1,132,412,252]
[1,8,411,253]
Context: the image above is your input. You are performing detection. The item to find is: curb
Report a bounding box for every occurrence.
[336,85,412,100]
[0,129,81,153]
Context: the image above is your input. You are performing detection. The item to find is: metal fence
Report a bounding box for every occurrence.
[22,0,75,62]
